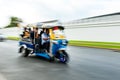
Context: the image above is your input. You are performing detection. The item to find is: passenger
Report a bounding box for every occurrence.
[30,27,39,44]
[38,29,44,49]
[23,27,30,38]
[28,28,32,33]
[35,27,39,44]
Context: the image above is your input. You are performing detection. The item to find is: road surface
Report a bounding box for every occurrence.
[0,40,120,80]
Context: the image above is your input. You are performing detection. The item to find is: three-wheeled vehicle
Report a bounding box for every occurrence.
[18,24,69,63]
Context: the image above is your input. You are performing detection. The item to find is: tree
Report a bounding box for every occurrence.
[5,16,23,28]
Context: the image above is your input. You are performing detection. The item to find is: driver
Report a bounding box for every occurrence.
[41,29,50,53]
[41,29,53,57]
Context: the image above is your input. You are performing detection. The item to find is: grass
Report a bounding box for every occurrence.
[7,36,20,41]
[69,40,120,50]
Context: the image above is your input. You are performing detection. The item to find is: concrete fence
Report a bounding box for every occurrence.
[0,22,120,42]
[64,21,120,42]
[0,27,22,37]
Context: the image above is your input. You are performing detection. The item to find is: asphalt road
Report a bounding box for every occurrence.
[0,40,120,80]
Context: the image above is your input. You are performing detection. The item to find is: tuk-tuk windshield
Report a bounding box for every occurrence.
[52,26,66,39]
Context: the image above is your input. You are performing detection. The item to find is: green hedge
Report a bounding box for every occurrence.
[69,40,120,50]
[7,36,20,41]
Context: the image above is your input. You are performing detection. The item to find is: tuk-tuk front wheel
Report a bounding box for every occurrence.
[59,51,69,64]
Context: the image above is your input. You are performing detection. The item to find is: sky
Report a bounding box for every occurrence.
[0,0,120,27]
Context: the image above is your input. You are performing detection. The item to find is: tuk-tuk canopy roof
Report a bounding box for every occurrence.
[36,22,64,29]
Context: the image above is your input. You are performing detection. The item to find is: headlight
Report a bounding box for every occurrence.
[62,40,67,45]
[52,40,58,44]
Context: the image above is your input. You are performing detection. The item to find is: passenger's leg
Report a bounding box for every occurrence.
[46,42,50,53]
[42,43,47,52]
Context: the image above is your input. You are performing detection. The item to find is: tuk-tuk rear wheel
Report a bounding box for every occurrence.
[21,48,29,57]
[49,56,55,62]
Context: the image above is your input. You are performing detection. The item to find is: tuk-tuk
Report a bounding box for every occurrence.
[18,24,69,63]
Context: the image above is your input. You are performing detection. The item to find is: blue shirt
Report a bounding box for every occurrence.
[41,32,50,45]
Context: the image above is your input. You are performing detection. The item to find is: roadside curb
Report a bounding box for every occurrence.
[69,45,120,51]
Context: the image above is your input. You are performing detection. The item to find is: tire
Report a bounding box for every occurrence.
[19,47,23,53]
[59,51,69,63]
[49,56,55,62]
[21,48,29,57]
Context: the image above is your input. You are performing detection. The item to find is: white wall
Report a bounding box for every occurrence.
[0,25,120,42]
[65,26,120,42]
[63,14,120,42]
[0,27,22,37]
